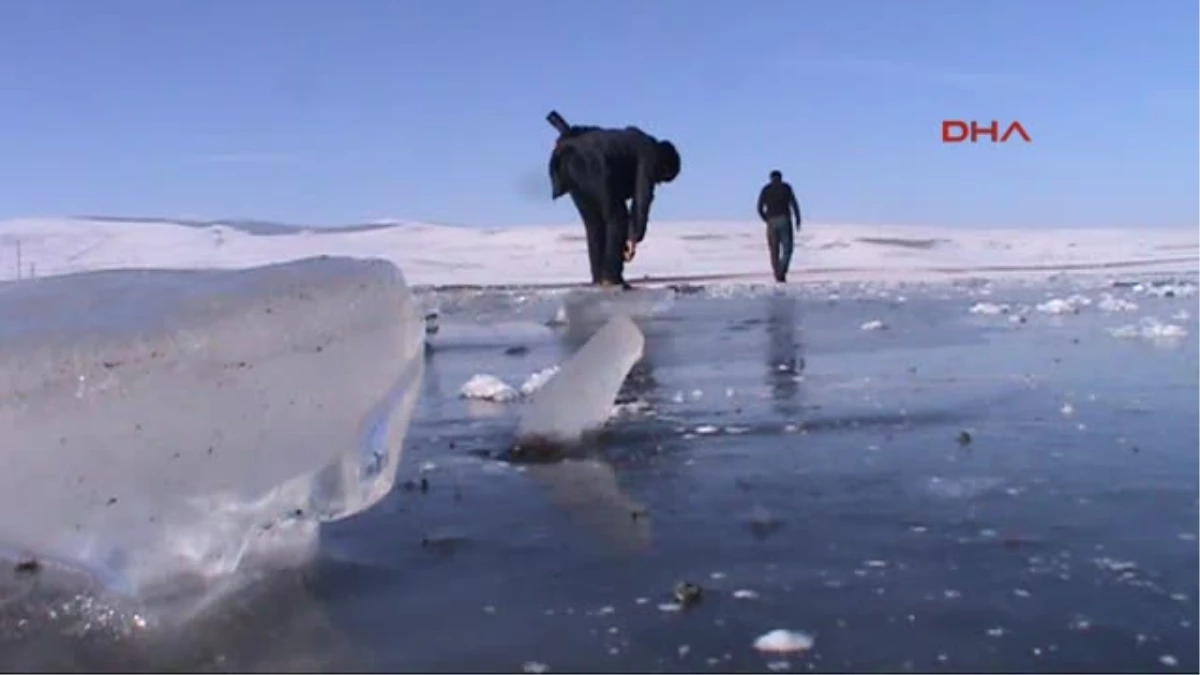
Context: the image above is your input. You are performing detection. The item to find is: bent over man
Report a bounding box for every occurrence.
[757,169,803,283]
[548,112,681,288]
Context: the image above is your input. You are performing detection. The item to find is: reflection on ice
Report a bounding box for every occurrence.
[0,257,425,607]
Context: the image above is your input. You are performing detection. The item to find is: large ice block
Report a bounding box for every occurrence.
[0,256,425,596]
[516,315,644,445]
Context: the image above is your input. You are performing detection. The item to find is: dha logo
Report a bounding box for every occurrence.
[942,120,1032,144]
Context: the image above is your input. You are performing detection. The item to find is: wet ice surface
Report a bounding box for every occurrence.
[13,273,1200,672]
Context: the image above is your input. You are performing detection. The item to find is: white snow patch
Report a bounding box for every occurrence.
[1036,294,1092,315]
[1097,293,1138,312]
[519,365,561,396]
[969,302,1010,315]
[460,374,520,402]
[753,629,815,654]
[860,319,888,331]
[1108,318,1189,343]
[1136,283,1197,298]
[1,217,1195,288]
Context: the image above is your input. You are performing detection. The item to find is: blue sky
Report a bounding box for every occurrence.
[0,0,1195,229]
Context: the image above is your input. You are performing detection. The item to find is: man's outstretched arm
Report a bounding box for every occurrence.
[629,152,657,245]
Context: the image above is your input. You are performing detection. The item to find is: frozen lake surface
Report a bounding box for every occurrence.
[7,271,1194,673]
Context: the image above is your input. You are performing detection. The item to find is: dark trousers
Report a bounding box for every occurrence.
[569,189,629,284]
[765,216,795,280]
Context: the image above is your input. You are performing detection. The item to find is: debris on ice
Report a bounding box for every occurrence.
[860,319,888,331]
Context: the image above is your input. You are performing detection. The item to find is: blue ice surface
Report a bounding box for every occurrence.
[6,271,1198,672]
[309,272,1199,673]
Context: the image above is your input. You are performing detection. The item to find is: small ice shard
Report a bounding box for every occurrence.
[860,319,887,331]
[733,589,759,599]
[522,661,550,674]
[753,629,815,654]
[519,365,561,396]
[1172,310,1190,320]
[516,315,644,446]
[986,627,1006,638]
[1060,403,1075,416]
[969,302,1010,315]
[546,305,568,326]
[695,424,720,435]
[1160,655,1179,668]
[460,374,519,402]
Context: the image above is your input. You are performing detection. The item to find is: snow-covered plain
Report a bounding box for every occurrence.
[1,216,1195,287]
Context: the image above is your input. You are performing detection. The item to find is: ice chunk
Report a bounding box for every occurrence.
[516,315,644,445]
[460,373,519,402]
[860,319,888,331]
[753,629,815,653]
[0,257,425,596]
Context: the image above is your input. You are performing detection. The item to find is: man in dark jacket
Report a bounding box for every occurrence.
[549,121,681,288]
[756,169,803,283]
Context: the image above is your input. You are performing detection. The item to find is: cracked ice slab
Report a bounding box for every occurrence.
[0,256,424,592]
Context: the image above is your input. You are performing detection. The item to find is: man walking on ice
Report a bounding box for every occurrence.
[756,169,803,283]
[547,111,681,289]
